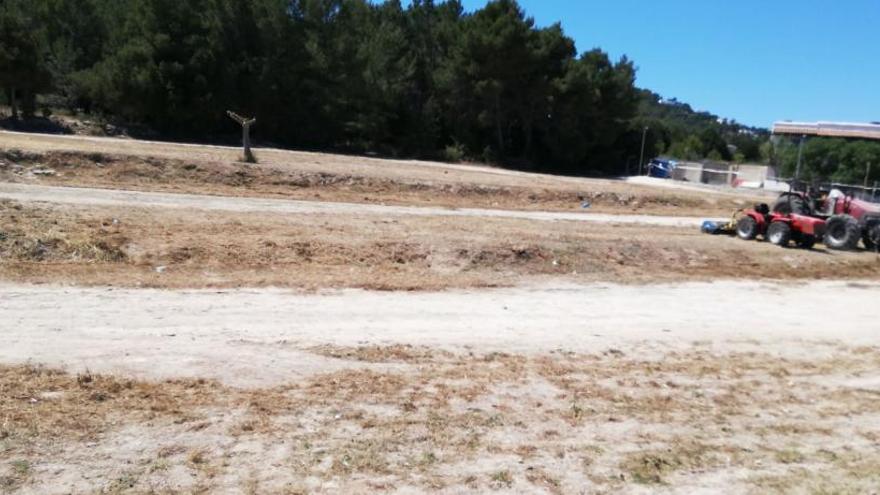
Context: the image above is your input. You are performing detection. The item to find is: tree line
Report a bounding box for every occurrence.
[0,0,643,174]
[1,0,876,182]
[771,137,880,186]
[635,89,770,164]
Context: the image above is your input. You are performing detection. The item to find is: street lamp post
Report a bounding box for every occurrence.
[638,126,649,176]
[795,134,806,180]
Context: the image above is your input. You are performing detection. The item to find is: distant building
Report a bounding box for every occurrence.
[731,163,777,189]
[669,161,777,189]
[670,161,735,185]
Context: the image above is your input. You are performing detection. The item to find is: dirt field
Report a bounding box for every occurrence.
[2,281,880,494]
[0,181,724,229]
[0,132,767,217]
[4,280,879,385]
[2,132,880,494]
[2,342,879,493]
[2,198,878,290]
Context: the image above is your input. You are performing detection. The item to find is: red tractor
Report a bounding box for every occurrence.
[735,203,826,249]
[770,187,880,250]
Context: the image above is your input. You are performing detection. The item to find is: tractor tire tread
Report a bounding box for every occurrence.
[767,221,792,247]
[825,214,860,250]
[736,216,759,240]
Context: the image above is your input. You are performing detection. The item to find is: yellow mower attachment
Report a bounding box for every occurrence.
[700,209,744,235]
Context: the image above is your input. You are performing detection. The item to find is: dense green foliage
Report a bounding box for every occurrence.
[0,0,875,181]
[0,0,53,117]
[772,137,880,185]
[0,0,637,173]
[635,89,769,164]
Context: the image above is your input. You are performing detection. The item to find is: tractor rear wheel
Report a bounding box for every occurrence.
[767,221,792,247]
[797,235,816,250]
[824,215,860,250]
[736,216,759,240]
[863,223,880,251]
[773,194,810,215]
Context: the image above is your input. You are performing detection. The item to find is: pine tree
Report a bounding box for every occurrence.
[0,0,52,118]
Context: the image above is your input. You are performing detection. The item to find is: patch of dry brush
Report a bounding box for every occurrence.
[0,149,751,216]
[3,200,879,290]
[3,344,880,493]
[0,200,127,263]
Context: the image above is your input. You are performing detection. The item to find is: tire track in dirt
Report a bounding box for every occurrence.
[0,182,720,227]
[2,280,878,387]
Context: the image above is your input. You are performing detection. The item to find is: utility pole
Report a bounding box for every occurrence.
[8,88,18,120]
[865,162,872,188]
[794,135,806,180]
[227,111,257,163]
[638,126,649,176]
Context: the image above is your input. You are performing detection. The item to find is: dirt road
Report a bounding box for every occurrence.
[3,280,876,387]
[0,182,721,227]
[1,130,768,217]
[4,281,880,493]
[3,131,879,494]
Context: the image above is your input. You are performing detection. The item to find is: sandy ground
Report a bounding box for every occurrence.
[4,198,878,290]
[0,132,767,217]
[0,182,719,228]
[3,131,880,493]
[2,281,880,494]
[0,130,657,188]
[2,280,878,387]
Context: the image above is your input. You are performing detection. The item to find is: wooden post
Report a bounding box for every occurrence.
[9,88,18,120]
[226,111,257,163]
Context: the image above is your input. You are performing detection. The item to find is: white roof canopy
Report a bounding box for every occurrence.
[773,121,880,141]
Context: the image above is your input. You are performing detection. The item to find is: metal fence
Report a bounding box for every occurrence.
[830,183,880,203]
[661,164,880,204]
[769,177,880,203]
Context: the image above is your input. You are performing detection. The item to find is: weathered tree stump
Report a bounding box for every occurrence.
[227,111,257,163]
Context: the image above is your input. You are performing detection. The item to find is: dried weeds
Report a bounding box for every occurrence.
[0,149,750,216]
[3,199,879,290]
[3,344,880,493]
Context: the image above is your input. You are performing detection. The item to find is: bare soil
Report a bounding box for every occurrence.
[2,131,879,494]
[0,138,765,217]
[2,342,878,494]
[4,279,879,386]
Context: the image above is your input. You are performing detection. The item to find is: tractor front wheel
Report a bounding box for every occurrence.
[736,216,759,240]
[824,215,860,250]
[767,221,792,247]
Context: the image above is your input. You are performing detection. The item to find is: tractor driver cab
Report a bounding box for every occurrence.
[818,188,845,217]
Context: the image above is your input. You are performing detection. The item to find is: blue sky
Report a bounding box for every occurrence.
[450,0,880,128]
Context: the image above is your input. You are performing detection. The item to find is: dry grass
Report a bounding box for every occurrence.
[0,148,761,217]
[308,344,454,364]
[0,200,127,262]
[0,365,221,446]
[2,200,878,290]
[620,442,719,484]
[3,344,880,493]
